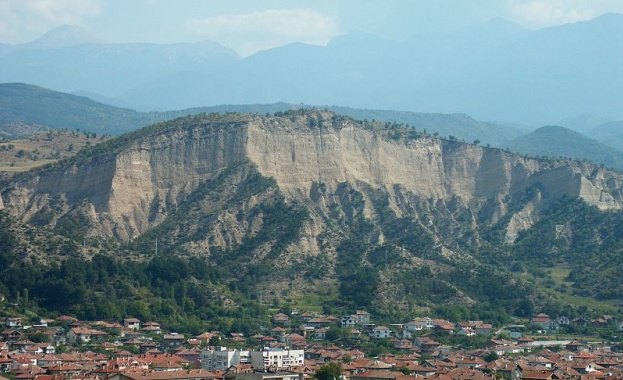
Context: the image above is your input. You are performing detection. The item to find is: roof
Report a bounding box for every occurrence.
[163,334,185,340]
[119,369,216,380]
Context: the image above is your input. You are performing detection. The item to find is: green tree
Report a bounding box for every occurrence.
[325,325,344,341]
[315,362,343,380]
[483,351,499,362]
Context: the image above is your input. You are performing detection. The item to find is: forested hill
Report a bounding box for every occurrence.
[506,125,623,171]
[1,111,623,333]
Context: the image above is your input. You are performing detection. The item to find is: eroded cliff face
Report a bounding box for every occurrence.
[2,121,248,241]
[246,118,623,210]
[1,112,622,247]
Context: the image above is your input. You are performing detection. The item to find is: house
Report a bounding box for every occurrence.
[11,340,35,352]
[313,328,328,340]
[565,340,585,352]
[284,334,306,348]
[407,317,435,330]
[140,343,159,354]
[269,328,286,341]
[223,371,301,380]
[370,326,391,339]
[5,318,22,328]
[394,329,412,339]
[66,327,107,344]
[344,329,360,340]
[556,316,570,325]
[142,322,162,334]
[591,317,609,328]
[456,327,475,337]
[502,324,525,339]
[617,321,623,331]
[530,313,559,332]
[473,322,493,336]
[163,333,185,350]
[0,355,12,372]
[305,317,333,328]
[434,324,454,335]
[123,318,141,330]
[521,370,555,380]
[341,315,356,328]
[107,369,216,380]
[0,329,24,342]
[272,313,289,325]
[454,356,486,369]
[354,310,371,324]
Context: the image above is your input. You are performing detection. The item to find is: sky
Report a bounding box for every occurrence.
[1,0,623,56]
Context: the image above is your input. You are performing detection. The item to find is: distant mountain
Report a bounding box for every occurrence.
[2,16,622,125]
[587,121,623,152]
[115,14,623,125]
[0,83,155,135]
[468,13,623,124]
[0,25,101,56]
[0,27,239,98]
[557,114,613,133]
[506,125,623,171]
[24,24,103,49]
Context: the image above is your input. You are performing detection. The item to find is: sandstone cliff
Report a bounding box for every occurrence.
[1,111,622,250]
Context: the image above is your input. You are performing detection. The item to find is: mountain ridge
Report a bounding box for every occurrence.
[1,15,622,124]
[506,125,623,171]
[2,111,623,321]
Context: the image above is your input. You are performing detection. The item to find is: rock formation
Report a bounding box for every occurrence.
[2,111,622,249]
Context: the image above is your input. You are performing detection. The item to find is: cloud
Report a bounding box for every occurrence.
[504,0,623,29]
[188,8,340,56]
[0,0,101,42]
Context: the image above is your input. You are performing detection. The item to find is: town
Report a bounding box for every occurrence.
[1,310,623,380]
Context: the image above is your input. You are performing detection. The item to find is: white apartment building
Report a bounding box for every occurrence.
[250,348,305,370]
[201,347,251,371]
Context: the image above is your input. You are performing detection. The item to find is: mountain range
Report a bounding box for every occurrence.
[1,14,623,125]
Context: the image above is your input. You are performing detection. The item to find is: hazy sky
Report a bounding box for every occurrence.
[1,0,623,56]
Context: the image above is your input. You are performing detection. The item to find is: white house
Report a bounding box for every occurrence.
[341,315,356,328]
[406,317,435,330]
[370,326,391,339]
[123,318,141,330]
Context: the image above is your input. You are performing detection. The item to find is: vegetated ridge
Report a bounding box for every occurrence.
[506,125,623,171]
